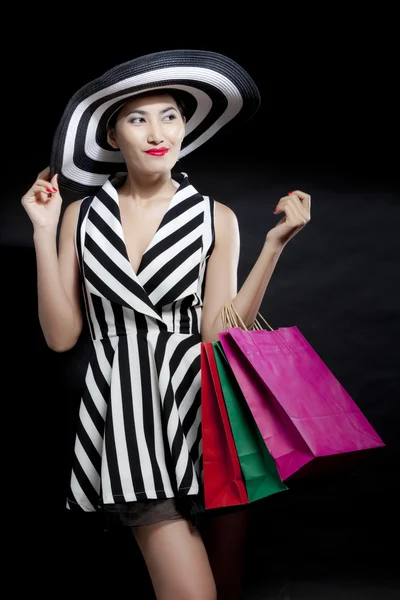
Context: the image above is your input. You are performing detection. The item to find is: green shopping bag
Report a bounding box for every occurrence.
[212,341,288,502]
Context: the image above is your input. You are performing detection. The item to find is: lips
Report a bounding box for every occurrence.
[145,148,169,156]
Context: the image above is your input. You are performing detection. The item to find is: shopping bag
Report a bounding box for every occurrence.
[212,341,288,502]
[201,342,248,509]
[218,301,385,481]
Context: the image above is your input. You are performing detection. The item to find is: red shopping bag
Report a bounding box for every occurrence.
[201,342,249,509]
[219,301,385,481]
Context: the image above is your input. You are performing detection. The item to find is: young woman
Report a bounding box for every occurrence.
[21,50,311,600]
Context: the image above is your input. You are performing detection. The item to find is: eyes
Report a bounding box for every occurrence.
[128,113,178,124]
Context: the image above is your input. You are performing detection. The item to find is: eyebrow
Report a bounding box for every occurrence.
[125,106,178,116]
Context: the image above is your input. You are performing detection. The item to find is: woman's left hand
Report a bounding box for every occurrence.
[266,190,311,248]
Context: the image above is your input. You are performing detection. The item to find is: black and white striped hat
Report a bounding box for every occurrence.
[50,49,260,194]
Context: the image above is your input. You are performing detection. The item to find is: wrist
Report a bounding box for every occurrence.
[33,227,58,242]
[264,237,285,253]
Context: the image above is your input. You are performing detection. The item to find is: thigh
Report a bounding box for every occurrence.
[133,518,216,600]
[200,508,251,600]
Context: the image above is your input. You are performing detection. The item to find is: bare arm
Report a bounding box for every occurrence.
[33,200,83,351]
[21,168,86,351]
[20,168,85,351]
[201,190,311,343]
[201,201,283,343]
[33,200,84,351]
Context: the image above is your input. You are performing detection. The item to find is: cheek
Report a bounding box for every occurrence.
[119,129,146,150]
[170,125,185,143]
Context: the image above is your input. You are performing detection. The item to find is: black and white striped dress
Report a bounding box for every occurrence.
[67,171,215,512]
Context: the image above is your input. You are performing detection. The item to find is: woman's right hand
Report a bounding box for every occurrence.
[21,166,63,233]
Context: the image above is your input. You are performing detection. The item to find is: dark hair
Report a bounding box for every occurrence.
[107,88,187,131]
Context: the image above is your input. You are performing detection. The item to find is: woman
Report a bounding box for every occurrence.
[21,50,311,599]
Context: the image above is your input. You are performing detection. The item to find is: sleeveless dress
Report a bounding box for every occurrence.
[66,171,215,524]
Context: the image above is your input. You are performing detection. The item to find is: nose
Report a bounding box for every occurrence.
[147,120,164,145]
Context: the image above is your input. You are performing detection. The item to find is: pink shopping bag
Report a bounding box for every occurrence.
[218,303,385,481]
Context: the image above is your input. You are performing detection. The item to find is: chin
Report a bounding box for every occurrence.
[145,159,177,175]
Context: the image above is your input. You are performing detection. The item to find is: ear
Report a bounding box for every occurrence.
[107,128,119,149]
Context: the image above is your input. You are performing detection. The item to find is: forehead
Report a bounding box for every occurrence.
[122,92,178,112]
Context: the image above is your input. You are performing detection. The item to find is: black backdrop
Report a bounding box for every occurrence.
[2,18,399,599]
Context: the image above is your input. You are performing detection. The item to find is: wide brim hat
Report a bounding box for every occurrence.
[50,49,261,195]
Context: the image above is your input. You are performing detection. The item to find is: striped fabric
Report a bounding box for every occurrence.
[49,50,261,195]
[66,172,215,512]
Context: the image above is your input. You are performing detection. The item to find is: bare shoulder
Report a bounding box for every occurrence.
[63,198,83,218]
[61,199,83,224]
[214,200,239,241]
[214,199,237,220]
[59,199,84,237]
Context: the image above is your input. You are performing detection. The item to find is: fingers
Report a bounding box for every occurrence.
[21,175,59,206]
[50,173,58,188]
[35,174,58,195]
[274,190,311,224]
[37,166,51,181]
[24,184,52,204]
[291,189,311,213]
[36,178,56,190]
[32,167,59,197]
[281,202,308,228]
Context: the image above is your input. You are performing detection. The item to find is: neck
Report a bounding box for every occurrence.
[117,168,177,203]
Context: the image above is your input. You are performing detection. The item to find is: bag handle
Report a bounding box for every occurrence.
[221,299,297,357]
[221,299,274,332]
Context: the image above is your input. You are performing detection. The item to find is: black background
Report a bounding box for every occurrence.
[2,14,399,599]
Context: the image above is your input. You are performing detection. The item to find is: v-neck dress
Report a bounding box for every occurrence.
[66,171,215,514]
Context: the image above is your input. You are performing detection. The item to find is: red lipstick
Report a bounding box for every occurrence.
[145,147,169,156]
